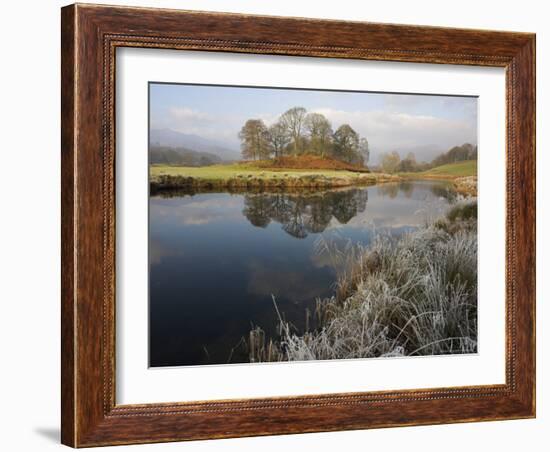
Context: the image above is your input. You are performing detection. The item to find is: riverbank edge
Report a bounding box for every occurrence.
[247,199,479,363]
[150,173,476,197]
[399,173,477,197]
[150,172,402,192]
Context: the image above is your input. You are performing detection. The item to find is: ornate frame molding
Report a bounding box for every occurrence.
[61,4,535,447]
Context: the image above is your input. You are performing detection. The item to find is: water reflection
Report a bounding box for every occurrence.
[377,182,409,199]
[429,183,458,202]
[149,180,455,367]
[376,180,457,202]
[242,189,368,238]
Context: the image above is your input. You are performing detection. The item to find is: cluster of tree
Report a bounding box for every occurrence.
[150,146,222,167]
[243,189,368,238]
[379,143,477,173]
[238,107,369,165]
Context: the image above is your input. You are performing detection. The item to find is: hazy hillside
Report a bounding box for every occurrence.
[150,146,222,167]
[150,128,240,160]
[423,160,477,177]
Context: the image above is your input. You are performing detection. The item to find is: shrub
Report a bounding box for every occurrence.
[248,201,478,362]
[447,200,477,222]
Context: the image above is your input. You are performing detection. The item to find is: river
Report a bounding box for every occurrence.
[149,180,457,367]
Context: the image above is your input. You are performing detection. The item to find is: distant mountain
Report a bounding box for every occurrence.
[150,128,240,161]
[150,146,222,167]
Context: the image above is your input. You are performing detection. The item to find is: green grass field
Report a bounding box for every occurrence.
[149,162,402,191]
[150,160,475,192]
[151,163,368,181]
[420,160,477,178]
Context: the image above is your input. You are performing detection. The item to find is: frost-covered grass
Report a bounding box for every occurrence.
[248,200,478,362]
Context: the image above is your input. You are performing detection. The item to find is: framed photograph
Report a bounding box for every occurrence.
[61,3,536,447]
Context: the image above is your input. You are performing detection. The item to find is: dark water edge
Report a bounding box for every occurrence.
[149,181,457,367]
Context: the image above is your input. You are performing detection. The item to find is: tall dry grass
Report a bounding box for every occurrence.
[248,199,478,362]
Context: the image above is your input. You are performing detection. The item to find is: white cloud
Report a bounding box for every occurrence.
[311,107,476,163]
[151,197,244,226]
[160,109,285,148]
[256,112,279,126]
[151,101,477,162]
[151,107,244,147]
[168,107,212,121]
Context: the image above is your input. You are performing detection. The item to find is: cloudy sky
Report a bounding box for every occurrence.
[150,83,477,164]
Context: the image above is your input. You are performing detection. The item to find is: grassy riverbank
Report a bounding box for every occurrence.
[150,163,400,191]
[248,199,478,362]
[400,160,476,179]
[421,160,477,177]
[399,160,477,196]
[150,159,477,194]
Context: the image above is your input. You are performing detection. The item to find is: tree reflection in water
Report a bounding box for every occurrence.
[376,181,415,199]
[242,189,368,238]
[376,181,458,203]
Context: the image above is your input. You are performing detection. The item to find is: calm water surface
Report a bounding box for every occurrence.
[149,181,456,367]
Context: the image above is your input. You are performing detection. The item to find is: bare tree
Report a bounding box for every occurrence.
[381,151,401,173]
[304,113,333,157]
[267,121,291,158]
[397,152,417,172]
[359,137,370,165]
[333,124,360,164]
[279,107,307,154]
[238,119,269,160]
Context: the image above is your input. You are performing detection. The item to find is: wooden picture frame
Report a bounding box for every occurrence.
[61,3,536,447]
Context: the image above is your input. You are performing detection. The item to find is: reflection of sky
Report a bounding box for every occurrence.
[150,194,244,226]
[335,184,450,231]
[149,181,452,367]
[150,181,451,241]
